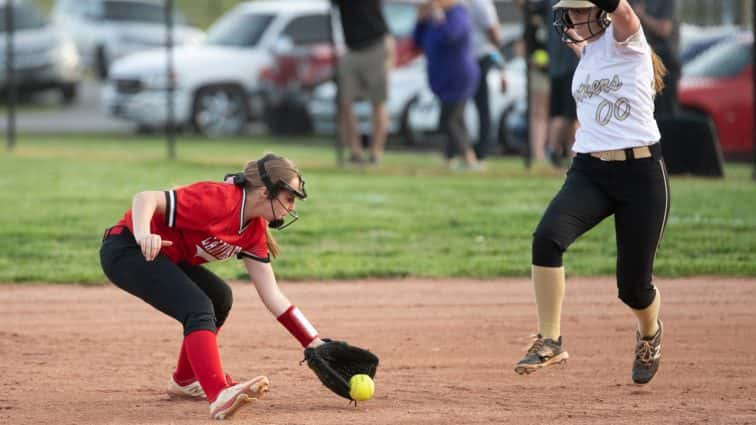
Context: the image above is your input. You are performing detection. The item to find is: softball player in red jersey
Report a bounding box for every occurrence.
[513,0,669,384]
[100,154,327,419]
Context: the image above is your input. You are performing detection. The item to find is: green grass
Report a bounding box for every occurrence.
[1,134,755,284]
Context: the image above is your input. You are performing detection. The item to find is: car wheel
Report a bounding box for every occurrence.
[96,47,109,80]
[61,83,78,105]
[192,85,249,137]
[399,96,421,146]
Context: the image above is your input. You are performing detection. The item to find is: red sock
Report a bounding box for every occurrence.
[172,339,195,385]
[184,330,228,402]
[173,328,222,385]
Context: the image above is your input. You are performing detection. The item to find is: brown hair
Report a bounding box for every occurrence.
[240,153,302,258]
[650,49,667,95]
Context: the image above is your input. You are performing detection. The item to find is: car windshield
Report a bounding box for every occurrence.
[206,12,273,47]
[103,1,186,24]
[384,3,417,38]
[0,3,48,32]
[684,39,753,79]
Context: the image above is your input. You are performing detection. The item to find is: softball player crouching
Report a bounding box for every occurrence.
[100,154,327,419]
[514,0,670,385]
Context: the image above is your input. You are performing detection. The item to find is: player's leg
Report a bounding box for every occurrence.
[100,231,230,404]
[170,264,235,395]
[515,157,614,374]
[181,264,234,328]
[614,155,670,384]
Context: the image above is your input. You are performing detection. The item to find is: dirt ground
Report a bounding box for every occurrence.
[2,277,755,425]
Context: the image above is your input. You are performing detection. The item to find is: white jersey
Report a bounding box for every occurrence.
[571,24,661,153]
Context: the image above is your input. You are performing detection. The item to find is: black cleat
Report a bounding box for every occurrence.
[632,320,663,384]
[514,335,569,375]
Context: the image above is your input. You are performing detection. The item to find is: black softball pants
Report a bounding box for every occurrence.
[531,146,670,310]
[100,228,233,335]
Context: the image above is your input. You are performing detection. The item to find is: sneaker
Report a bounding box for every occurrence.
[209,375,270,420]
[514,335,569,375]
[632,320,663,384]
[168,374,239,400]
[167,376,206,399]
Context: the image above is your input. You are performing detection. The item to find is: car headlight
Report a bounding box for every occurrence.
[57,39,79,68]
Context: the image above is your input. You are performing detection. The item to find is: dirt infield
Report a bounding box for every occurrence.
[2,277,755,425]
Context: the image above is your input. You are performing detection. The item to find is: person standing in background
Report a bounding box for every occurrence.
[632,0,679,118]
[518,0,553,163]
[414,0,481,170]
[332,0,395,165]
[468,0,502,164]
[544,0,579,167]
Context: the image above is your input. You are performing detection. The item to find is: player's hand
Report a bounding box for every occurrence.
[135,233,173,261]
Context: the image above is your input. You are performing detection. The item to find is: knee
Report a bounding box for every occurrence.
[617,281,656,310]
[183,300,217,336]
[532,232,565,267]
[214,287,234,328]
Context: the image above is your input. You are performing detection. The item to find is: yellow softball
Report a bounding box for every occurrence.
[349,374,375,401]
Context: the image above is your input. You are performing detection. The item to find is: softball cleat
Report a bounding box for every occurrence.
[632,320,663,384]
[209,375,270,420]
[514,335,569,375]
[167,376,206,399]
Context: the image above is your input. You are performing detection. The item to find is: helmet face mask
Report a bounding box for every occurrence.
[553,6,611,44]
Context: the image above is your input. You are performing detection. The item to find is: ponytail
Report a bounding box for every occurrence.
[266,228,279,258]
[650,49,667,95]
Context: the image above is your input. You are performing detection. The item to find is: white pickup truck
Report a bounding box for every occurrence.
[102,0,332,136]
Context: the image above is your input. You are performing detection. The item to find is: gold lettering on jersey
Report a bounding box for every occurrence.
[194,237,242,262]
[574,74,623,103]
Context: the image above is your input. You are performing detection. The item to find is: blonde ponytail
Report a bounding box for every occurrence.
[650,49,667,95]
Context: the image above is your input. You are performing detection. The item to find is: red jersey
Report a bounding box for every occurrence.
[115,181,269,265]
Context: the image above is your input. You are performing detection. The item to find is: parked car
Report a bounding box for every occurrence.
[103,0,338,136]
[679,24,742,65]
[1,0,81,103]
[678,33,753,160]
[52,0,203,79]
[258,0,423,135]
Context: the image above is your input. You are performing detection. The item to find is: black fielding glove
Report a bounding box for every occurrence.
[302,339,379,400]
[588,0,620,12]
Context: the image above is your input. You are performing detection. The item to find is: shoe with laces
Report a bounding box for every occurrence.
[514,335,569,375]
[209,375,270,420]
[632,320,663,384]
[168,374,239,400]
[167,376,206,399]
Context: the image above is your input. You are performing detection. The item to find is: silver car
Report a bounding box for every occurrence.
[1,0,81,103]
[52,0,203,79]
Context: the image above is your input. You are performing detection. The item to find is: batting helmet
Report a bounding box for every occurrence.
[553,0,611,44]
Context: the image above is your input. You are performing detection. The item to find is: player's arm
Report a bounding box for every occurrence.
[244,258,324,348]
[131,191,172,261]
[588,0,640,43]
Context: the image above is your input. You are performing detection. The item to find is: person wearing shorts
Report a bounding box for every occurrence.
[333,0,395,165]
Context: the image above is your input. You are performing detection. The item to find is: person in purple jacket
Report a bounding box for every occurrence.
[414,0,481,170]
